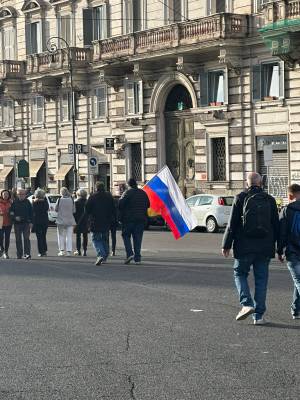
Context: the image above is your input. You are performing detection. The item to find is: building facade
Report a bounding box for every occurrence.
[0,0,298,201]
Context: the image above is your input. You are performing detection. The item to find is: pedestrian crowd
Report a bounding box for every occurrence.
[222,172,300,324]
[1,171,300,323]
[0,178,149,266]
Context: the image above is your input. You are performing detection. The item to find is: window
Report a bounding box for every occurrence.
[93,86,107,118]
[1,27,16,59]
[199,69,228,106]
[25,21,42,54]
[1,99,14,127]
[125,80,143,115]
[207,0,231,15]
[58,15,72,46]
[32,96,44,125]
[255,0,271,13]
[211,137,226,181]
[83,5,108,46]
[130,143,142,181]
[164,0,187,23]
[186,196,199,207]
[199,196,213,206]
[123,0,147,33]
[60,92,71,122]
[252,61,284,101]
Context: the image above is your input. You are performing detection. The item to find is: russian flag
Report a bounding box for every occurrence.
[143,166,197,240]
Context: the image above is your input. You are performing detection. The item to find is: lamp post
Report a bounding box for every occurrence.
[46,36,78,190]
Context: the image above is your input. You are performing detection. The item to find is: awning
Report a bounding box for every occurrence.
[55,165,73,181]
[0,166,13,181]
[30,160,45,178]
[91,147,108,163]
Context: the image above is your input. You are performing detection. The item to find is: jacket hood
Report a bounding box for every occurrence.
[287,200,300,211]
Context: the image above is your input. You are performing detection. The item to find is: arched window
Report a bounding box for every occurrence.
[0,7,17,60]
[22,0,47,55]
[165,85,193,112]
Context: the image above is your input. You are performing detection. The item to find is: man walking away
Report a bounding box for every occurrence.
[119,178,150,265]
[278,184,300,320]
[10,189,33,259]
[85,181,115,266]
[222,172,279,325]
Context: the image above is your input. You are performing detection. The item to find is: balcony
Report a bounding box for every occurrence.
[93,13,248,62]
[260,0,300,66]
[0,61,25,80]
[26,47,92,77]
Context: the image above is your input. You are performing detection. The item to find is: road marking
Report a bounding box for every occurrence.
[190,309,204,312]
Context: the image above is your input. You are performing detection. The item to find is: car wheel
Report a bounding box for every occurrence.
[206,217,219,233]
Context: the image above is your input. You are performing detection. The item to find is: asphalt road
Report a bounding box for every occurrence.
[0,227,299,400]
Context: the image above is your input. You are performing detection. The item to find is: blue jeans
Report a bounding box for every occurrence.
[91,231,109,259]
[122,222,145,262]
[233,254,270,320]
[287,256,300,315]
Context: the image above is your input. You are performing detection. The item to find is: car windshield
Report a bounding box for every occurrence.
[221,197,234,206]
[48,195,61,204]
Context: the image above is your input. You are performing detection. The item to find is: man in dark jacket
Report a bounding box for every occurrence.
[10,189,33,259]
[85,181,115,265]
[222,172,279,324]
[278,184,300,319]
[119,178,150,264]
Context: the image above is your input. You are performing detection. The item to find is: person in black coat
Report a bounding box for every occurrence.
[222,172,279,325]
[119,178,150,265]
[74,189,89,256]
[85,181,115,265]
[32,189,49,257]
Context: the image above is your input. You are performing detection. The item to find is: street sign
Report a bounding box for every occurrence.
[104,138,115,154]
[68,144,84,154]
[89,157,98,175]
[263,145,273,166]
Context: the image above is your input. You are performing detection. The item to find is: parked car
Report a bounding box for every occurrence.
[186,194,234,233]
[28,194,61,223]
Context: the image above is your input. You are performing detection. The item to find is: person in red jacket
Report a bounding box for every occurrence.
[0,190,12,259]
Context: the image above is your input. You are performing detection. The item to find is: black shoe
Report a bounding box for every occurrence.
[95,257,104,266]
[0,249,3,257]
[23,254,31,260]
[3,253,9,259]
[83,251,87,256]
[111,251,116,256]
[124,255,134,265]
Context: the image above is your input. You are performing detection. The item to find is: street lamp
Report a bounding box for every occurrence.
[46,36,78,190]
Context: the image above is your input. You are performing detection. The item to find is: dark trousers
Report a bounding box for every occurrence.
[110,226,117,254]
[14,223,31,258]
[0,225,12,253]
[76,232,88,253]
[35,224,48,255]
[121,222,145,262]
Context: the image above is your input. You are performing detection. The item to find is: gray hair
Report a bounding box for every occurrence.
[247,172,262,187]
[76,188,87,198]
[60,187,70,197]
[34,188,46,199]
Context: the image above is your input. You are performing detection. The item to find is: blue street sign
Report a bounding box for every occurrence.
[89,157,97,167]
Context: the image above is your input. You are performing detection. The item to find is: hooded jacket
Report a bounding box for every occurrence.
[278,200,300,259]
[222,186,279,258]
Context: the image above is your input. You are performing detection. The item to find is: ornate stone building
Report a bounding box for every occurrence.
[0,0,298,200]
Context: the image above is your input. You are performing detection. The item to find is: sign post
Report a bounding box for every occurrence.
[263,145,273,194]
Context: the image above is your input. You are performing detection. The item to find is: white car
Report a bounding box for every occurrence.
[28,194,61,223]
[186,194,234,233]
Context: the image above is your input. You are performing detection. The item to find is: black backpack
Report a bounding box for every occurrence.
[242,192,272,238]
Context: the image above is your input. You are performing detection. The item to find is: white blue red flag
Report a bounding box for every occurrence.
[143,166,197,240]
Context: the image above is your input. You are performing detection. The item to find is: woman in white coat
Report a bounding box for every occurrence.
[55,187,76,256]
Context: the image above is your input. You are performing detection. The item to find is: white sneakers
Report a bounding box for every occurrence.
[58,251,64,256]
[236,306,255,321]
[253,318,265,325]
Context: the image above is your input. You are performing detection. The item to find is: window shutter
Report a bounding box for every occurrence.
[223,68,228,104]
[252,64,261,102]
[199,69,208,106]
[126,81,135,114]
[102,4,108,39]
[0,30,2,61]
[25,24,31,55]
[138,81,143,114]
[279,61,285,99]
[83,8,93,46]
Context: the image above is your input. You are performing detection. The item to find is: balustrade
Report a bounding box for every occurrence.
[0,61,24,79]
[287,0,300,18]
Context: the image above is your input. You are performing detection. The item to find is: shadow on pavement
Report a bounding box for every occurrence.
[259,322,300,330]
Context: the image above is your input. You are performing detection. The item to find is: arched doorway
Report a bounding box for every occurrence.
[164,84,195,197]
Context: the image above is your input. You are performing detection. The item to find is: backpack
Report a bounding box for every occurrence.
[242,192,272,238]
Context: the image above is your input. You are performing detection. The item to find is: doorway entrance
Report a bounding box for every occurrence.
[164,84,195,197]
